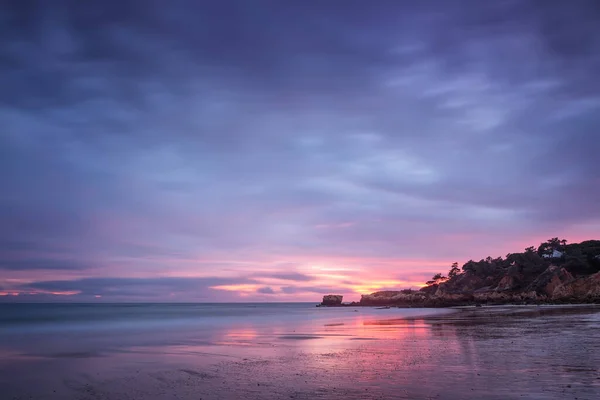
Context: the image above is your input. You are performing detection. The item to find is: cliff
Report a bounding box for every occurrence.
[330,239,600,307]
[359,267,600,307]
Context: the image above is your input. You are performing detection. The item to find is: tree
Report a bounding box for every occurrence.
[548,237,561,247]
[525,246,536,253]
[462,260,477,273]
[448,262,461,279]
[426,272,448,286]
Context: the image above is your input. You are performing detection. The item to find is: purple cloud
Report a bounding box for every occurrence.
[0,1,599,301]
[256,287,276,295]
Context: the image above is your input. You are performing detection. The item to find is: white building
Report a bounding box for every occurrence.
[542,249,564,258]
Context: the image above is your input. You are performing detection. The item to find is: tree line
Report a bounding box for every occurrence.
[426,238,600,286]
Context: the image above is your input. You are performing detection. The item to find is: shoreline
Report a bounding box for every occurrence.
[317,300,600,308]
[319,303,600,319]
[318,303,600,327]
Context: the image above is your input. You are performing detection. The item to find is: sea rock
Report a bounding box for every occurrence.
[321,294,343,306]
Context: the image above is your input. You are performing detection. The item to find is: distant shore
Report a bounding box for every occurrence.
[317,298,600,308]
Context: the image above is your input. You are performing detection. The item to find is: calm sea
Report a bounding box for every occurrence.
[0,302,450,333]
[0,302,453,360]
[1,303,321,331]
[0,303,454,334]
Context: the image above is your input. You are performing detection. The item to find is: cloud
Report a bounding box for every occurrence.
[0,258,92,271]
[0,276,257,301]
[280,286,348,295]
[253,272,315,282]
[256,286,275,295]
[0,1,599,301]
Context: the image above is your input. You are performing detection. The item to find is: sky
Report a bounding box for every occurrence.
[1,0,599,302]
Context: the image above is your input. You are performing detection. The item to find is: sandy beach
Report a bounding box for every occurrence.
[1,304,600,400]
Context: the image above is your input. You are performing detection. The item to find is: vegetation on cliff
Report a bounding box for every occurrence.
[428,238,600,291]
[358,239,600,306]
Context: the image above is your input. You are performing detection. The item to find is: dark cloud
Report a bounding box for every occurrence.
[256,286,275,295]
[0,1,599,299]
[19,276,252,299]
[280,286,348,295]
[2,276,345,301]
[253,272,315,282]
[0,259,90,271]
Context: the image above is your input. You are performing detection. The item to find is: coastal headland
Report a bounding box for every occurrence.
[320,238,600,307]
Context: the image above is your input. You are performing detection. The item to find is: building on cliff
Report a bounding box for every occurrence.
[543,249,564,259]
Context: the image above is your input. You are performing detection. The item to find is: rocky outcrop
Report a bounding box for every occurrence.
[320,295,343,306]
[360,290,427,306]
[437,272,486,294]
[352,266,600,307]
[526,265,574,297]
[496,274,520,291]
[321,238,600,307]
[359,289,475,307]
[552,271,600,301]
[473,288,540,303]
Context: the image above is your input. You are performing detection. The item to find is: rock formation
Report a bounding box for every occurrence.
[325,239,600,307]
[357,266,600,307]
[321,294,343,306]
[551,271,600,301]
[526,265,574,297]
[360,290,427,306]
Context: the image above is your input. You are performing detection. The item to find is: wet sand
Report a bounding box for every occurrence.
[2,305,600,399]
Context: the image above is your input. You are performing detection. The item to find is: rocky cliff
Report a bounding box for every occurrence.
[320,239,600,307]
[358,268,600,307]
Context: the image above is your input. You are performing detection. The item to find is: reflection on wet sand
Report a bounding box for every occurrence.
[1,306,599,399]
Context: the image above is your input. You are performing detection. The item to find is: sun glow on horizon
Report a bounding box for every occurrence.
[210,284,262,293]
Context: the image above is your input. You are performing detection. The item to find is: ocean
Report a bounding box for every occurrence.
[1,303,599,399]
[0,302,452,333]
[0,302,452,367]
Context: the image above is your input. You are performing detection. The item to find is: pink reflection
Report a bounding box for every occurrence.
[216,327,260,347]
